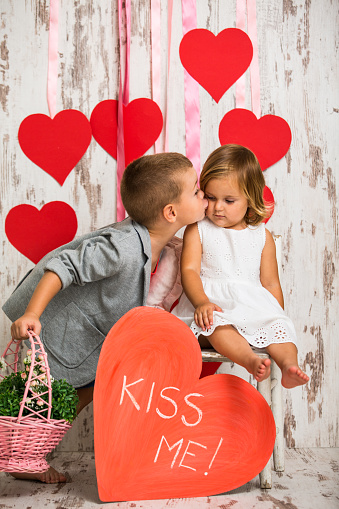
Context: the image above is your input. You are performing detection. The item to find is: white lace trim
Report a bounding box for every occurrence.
[190,318,296,348]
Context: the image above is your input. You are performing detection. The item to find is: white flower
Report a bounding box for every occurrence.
[0,356,7,372]
[37,399,45,407]
[26,398,31,404]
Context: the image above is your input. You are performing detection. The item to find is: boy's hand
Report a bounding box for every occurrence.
[11,312,41,340]
[194,302,222,331]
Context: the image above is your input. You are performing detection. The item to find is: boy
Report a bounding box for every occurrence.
[2,152,207,482]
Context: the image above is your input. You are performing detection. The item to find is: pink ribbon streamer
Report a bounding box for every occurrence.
[116,0,131,221]
[235,0,246,109]
[164,0,173,152]
[151,0,161,153]
[235,0,261,118]
[123,1,131,105]
[247,0,261,118]
[181,0,200,175]
[151,0,172,153]
[47,0,59,118]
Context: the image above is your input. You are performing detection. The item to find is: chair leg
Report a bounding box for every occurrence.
[257,375,272,489]
[271,360,285,472]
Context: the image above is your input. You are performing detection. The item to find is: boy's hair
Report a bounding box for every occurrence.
[200,144,270,226]
[121,153,193,227]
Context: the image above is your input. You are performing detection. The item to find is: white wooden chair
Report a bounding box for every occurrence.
[147,235,285,489]
[201,349,284,489]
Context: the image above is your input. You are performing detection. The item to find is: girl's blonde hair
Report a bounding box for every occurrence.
[200,144,270,226]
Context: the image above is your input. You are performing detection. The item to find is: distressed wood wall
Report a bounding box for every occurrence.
[0,1,337,450]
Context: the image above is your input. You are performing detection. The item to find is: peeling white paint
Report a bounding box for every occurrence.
[0,0,338,450]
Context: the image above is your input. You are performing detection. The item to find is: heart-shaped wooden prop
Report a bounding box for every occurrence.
[5,201,78,263]
[90,98,163,166]
[219,108,292,171]
[94,307,275,502]
[179,28,253,102]
[18,110,92,185]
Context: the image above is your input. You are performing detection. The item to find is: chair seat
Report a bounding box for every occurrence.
[201,348,269,362]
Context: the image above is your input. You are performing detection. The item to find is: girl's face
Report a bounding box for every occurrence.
[204,176,249,230]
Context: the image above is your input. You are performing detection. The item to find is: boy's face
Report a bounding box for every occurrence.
[175,166,208,225]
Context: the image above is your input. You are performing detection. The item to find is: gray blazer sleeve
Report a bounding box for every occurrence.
[45,233,123,289]
[2,218,152,387]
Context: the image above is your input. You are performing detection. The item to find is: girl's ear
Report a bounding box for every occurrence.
[162,204,177,224]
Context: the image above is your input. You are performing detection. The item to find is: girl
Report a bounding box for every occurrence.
[172,144,309,388]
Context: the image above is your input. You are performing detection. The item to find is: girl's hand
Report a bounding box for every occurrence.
[11,312,42,340]
[194,302,222,331]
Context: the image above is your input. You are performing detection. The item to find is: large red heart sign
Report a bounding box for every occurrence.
[94,307,275,502]
[179,28,253,103]
[90,98,163,166]
[5,201,78,264]
[219,108,292,171]
[18,110,92,185]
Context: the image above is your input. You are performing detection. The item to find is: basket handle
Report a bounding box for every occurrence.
[0,338,21,377]
[1,331,52,422]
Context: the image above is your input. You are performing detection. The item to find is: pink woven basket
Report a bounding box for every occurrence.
[0,331,72,473]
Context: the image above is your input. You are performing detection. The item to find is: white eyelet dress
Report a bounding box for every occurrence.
[172,217,297,348]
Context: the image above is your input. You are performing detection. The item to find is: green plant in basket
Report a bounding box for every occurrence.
[0,350,78,423]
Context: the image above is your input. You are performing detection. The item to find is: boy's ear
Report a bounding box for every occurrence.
[162,204,177,223]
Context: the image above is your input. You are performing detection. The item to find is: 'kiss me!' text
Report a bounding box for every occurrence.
[119,376,223,474]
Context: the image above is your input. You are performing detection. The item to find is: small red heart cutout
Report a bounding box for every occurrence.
[179,28,253,103]
[5,201,78,263]
[94,307,275,502]
[263,186,275,223]
[18,110,92,185]
[90,98,163,166]
[219,108,292,170]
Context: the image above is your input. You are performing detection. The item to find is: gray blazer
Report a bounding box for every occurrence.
[2,218,152,388]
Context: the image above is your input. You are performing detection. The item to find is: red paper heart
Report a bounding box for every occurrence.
[263,186,275,223]
[179,28,253,103]
[18,110,92,185]
[94,307,275,502]
[90,98,163,166]
[219,108,292,170]
[5,201,78,264]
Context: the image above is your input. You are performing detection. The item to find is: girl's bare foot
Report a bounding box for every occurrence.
[281,365,309,389]
[10,466,67,483]
[249,357,271,382]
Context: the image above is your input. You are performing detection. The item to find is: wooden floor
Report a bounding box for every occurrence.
[0,448,338,508]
